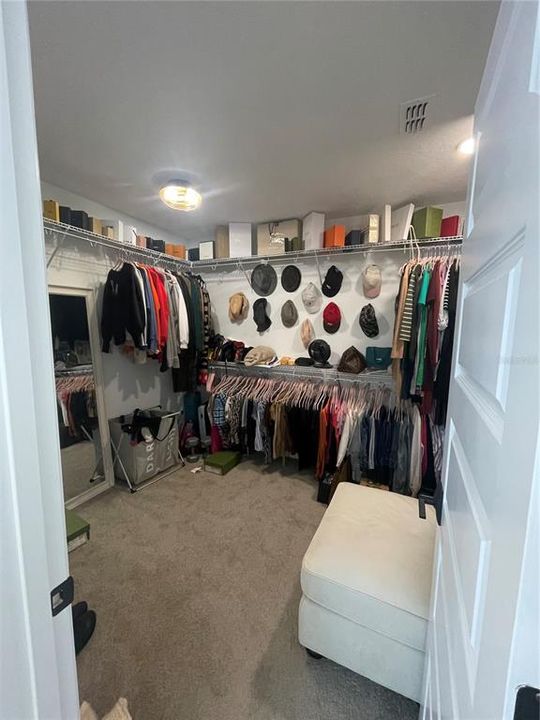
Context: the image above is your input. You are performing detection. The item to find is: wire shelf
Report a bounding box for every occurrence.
[194,236,463,270]
[209,361,394,386]
[43,219,191,271]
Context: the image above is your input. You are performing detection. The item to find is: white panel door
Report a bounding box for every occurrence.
[0,2,79,718]
[421,2,540,719]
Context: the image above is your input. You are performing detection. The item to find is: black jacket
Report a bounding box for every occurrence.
[101,264,145,352]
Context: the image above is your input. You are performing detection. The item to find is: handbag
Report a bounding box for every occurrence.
[366,346,392,369]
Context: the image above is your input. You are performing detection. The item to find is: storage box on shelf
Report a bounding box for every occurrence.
[229,223,252,258]
[324,224,346,248]
[303,212,325,250]
[412,206,443,239]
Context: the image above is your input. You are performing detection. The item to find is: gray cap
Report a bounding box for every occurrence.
[281,300,298,328]
[301,282,322,314]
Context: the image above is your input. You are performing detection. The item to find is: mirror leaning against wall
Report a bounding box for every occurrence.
[49,288,113,508]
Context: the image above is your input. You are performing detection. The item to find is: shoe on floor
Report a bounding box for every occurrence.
[72,601,88,621]
[74,610,96,656]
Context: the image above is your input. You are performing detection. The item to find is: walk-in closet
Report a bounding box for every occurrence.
[4,2,539,720]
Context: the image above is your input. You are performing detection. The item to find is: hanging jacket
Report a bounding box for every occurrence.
[101,263,145,352]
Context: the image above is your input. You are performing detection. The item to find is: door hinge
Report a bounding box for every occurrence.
[513,685,540,720]
[50,575,74,617]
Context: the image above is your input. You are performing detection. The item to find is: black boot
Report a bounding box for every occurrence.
[74,610,96,655]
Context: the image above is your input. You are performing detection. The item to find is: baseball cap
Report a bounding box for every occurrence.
[323,302,341,334]
[362,265,382,298]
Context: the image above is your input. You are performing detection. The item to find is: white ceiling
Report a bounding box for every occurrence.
[28,1,499,243]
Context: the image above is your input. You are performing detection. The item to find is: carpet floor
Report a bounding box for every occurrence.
[70,459,419,720]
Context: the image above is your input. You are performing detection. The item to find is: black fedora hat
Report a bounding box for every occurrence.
[251,263,277,296]
[281,265,302,292]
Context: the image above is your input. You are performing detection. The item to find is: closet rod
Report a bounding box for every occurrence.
[194,236,463,271]
[54,365,94,377]
[43,219,191,272]
[209,361,394,386]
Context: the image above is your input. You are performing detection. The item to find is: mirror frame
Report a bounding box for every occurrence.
[49,284,114,507]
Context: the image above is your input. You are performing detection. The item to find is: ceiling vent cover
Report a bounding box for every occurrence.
[400,94,436,134]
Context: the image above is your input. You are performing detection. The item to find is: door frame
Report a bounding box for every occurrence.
[49,283,115,508]
[0,1,79,715]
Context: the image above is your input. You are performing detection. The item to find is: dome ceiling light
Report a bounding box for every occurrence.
[159,181,202,212]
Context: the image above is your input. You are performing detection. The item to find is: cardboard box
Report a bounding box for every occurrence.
[229,223,252,258]
[102,225,114,239]
[146,237,165,253]
[70,210,89,230]
[215,225,230,258]
[171,244,186,259]
[43,200,60,222]
[358,213,380,244]
[88,217,102,235]
[256,219,301,256]
[136,234,147,248]
[199,241,215,260]
[302,212,325,250]
[165,243,175,256]
[345,230,362,246]
[59,206,72,225]
[440,215,461,237]
[324,225,346,248]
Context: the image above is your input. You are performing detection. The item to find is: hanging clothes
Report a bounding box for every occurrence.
[100,262,213,393]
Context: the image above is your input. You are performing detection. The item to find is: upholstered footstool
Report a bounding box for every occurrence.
[299,483,436,702]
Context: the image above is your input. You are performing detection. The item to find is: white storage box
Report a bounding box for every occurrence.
[302,212,325,250]
[229,223,252,258]
[199,241,215,260]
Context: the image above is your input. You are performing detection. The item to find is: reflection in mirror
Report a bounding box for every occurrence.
[49,293,106,502]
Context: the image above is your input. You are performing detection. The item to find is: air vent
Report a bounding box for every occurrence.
[400,95,436,134]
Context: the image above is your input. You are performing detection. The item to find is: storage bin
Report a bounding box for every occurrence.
[412,207,443,239]
[324,225,346,248]
[110,411,179,486]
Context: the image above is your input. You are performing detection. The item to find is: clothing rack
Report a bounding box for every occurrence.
[209,361,394,387]
[55,365,94,377]
[44,219,191,272]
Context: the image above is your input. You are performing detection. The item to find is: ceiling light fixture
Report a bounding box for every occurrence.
[159,181,202,211]
[457,137,475,156]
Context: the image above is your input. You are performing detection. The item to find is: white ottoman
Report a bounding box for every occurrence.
[299,483,436,702]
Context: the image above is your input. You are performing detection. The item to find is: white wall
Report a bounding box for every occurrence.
[205,201,465,363]
[41,180,186,245]
[44,190,184,419]
[205,249,405,365]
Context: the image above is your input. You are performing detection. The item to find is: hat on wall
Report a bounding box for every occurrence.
[244,346,276,366]
[362,265,382,298]
[308,339,332,368]
[300,318,315,349]
[281,300,298,328]
[338,346,366,374]
[359,303,379,337]
[251,263,278,296]
[322,265,343,297]
[253,298,272,332]
[301,282,322,314]
[281,265,302,292]
[228,292,249,322]
[323,302,341,334]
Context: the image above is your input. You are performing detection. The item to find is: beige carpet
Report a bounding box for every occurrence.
[70,459,419,720]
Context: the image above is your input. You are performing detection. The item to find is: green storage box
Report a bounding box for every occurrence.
[65,509,90,552]
[204,451,241,476]
[412,206,443,239]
